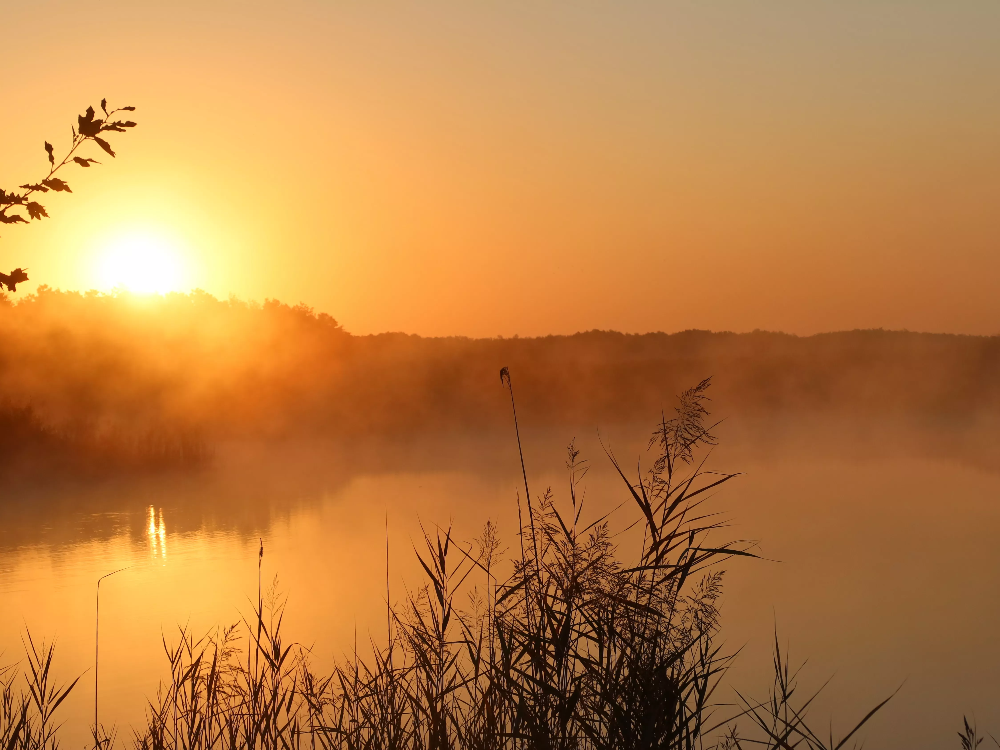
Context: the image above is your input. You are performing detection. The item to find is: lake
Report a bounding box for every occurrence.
[1,419,998,749]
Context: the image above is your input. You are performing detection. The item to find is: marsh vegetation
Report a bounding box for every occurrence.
[0,380,924,750]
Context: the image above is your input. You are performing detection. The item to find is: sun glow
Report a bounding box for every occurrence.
[97,231,186,294]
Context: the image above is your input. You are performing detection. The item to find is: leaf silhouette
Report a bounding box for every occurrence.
[77,106,103,137]
[26,202,48,220]
[101,97,108,115]
[44,141,54,166]
[93,136,116,158]
[0,215,28,224]
[0,268,29,291]
[102,120,137,132]
[73,157,100,168]
[42,178,72,193]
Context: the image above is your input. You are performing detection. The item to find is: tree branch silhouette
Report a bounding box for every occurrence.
[0,99,138,292]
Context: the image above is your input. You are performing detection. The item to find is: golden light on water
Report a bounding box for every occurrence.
[147,505,167,559]
[97,231,187,294]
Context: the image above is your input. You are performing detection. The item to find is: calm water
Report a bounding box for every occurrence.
[1,424,998,749]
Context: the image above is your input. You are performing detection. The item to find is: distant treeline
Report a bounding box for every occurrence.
[1,287,998,451]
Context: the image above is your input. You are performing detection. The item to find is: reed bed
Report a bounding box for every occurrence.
[0,635,81,750]
[1,379,920,749]
[0,402,210,482]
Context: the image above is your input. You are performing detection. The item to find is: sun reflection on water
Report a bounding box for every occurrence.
[147,506,167,559]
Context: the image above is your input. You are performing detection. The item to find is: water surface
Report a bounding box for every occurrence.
[1,423,998,749]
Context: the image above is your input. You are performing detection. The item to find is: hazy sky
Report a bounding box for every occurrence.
[2,2,998,337]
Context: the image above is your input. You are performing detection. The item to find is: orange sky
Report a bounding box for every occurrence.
[2,2,999,337]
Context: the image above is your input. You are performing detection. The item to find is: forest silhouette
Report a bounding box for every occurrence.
[1,285,998,481]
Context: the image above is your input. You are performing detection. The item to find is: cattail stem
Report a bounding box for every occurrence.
[95,566,129,747]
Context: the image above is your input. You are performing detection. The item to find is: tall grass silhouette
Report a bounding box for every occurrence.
[124,377,896,749]
[0,634,81,750]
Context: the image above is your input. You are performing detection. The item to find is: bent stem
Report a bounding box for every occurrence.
[95,566,129,746]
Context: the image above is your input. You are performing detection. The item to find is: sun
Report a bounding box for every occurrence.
[97,231,186,294]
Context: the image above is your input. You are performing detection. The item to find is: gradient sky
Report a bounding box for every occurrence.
[2,1,999,337]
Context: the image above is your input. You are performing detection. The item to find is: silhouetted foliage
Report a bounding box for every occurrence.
[0,99,137,291]
[0,268,29,293]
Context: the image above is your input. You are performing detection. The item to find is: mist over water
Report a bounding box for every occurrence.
[1,289,999,748]
[1,416,998,750]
